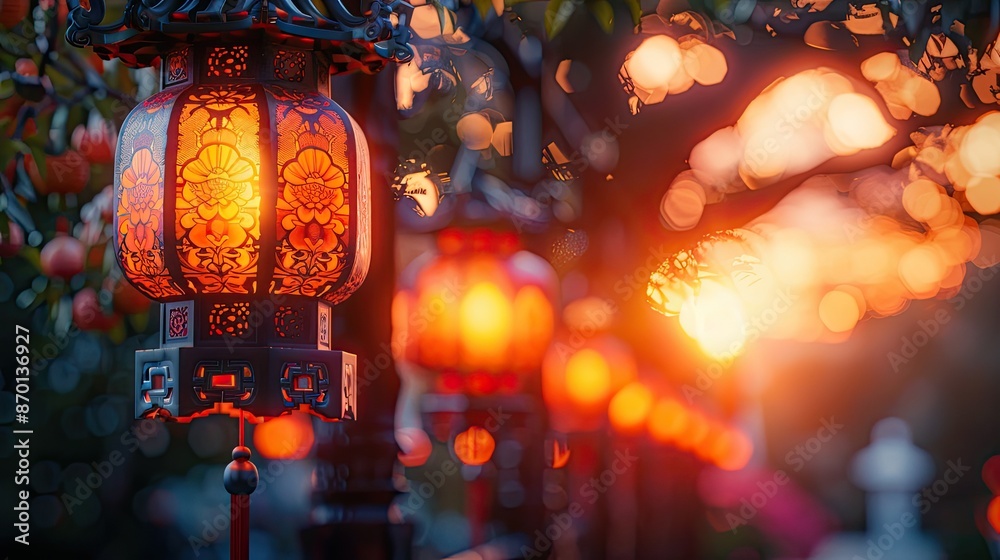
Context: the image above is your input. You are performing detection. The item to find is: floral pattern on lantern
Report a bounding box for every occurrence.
[270,85,356,300]
[112,52,370,306]
[116,89,183,298]
[175,86,262,293]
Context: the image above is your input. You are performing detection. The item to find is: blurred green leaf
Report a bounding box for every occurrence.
[588,0,614,32]
[545,0,577,38]
[623,0,641,26]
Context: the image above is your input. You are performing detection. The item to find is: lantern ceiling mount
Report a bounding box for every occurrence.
[67,0,414,69]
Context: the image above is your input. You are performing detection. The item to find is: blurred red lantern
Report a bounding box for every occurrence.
[40,235,86,279]
[542,334,636,432]
[453,425,496,466]
[393,228,559,392]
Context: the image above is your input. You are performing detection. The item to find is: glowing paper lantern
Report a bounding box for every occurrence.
[68,1,412,556]
[542,332,636,432]
[453,426,496,466]
[607,381,654,433]
[393,229,558,391]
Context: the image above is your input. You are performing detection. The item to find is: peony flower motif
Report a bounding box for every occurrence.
[121,148,162,227]
[272,87,331,116]
[179,143,258,248]
[278,148,347,253]
[193,88,255,112]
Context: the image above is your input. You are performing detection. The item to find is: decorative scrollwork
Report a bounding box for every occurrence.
[67,0,413,68]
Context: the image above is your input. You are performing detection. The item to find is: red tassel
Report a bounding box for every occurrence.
[231,494,250,560]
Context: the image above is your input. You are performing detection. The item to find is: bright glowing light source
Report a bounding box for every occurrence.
[862,52,940,119]
[459,282,513,369]
[960,123,1000,178]
[966,176,1000,215]
[453,426,496,466]
[899,245,946,295]
[818,289,862,333]
[608,382,654,433]
[902,179,946,222]
[253,411,315,460]
[682,42,728,86]
[627,35,682,91]
[679,280,747,358]
[825,93,895,154]
[565,348,612,405]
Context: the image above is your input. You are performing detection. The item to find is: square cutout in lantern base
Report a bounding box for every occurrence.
[136,347,356,422]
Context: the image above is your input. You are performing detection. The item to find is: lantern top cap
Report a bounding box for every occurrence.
[67,0,413,69]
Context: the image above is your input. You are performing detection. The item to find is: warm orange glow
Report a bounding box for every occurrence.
[715,430,753,471]
[678,280,747,359]
[564,349,612,406]
[647,398,688,444]
[543,332,637,432]
[899,245,946,296]
[862,52,940,119]
[453,426,496,466]
[459,282,513,370]
[252,411,315,460]
[117,80,367,305]
[681,42,728,86]
[550,440,571,469]
[903,180,947,222]
[825,93,895,155]
[394,232,557,378]
[627,35,682,92]
[818,289,862,333]
[175,89,262,293]
[396,427,433,468]
[989,496,1000,534]
[512,286,555,371]
[608,382,654,433]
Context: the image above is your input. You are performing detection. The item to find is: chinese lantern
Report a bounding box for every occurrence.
[393,228,559,393]
[68,0,413,424]
[393,228,558,547]
[67,0,412,557]
[542,332,636,432]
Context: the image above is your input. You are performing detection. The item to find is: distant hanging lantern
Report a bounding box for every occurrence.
[67,0,412,557]
[392,228,559,394]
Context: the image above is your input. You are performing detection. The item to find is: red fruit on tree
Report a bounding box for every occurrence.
[40,235,86,279]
